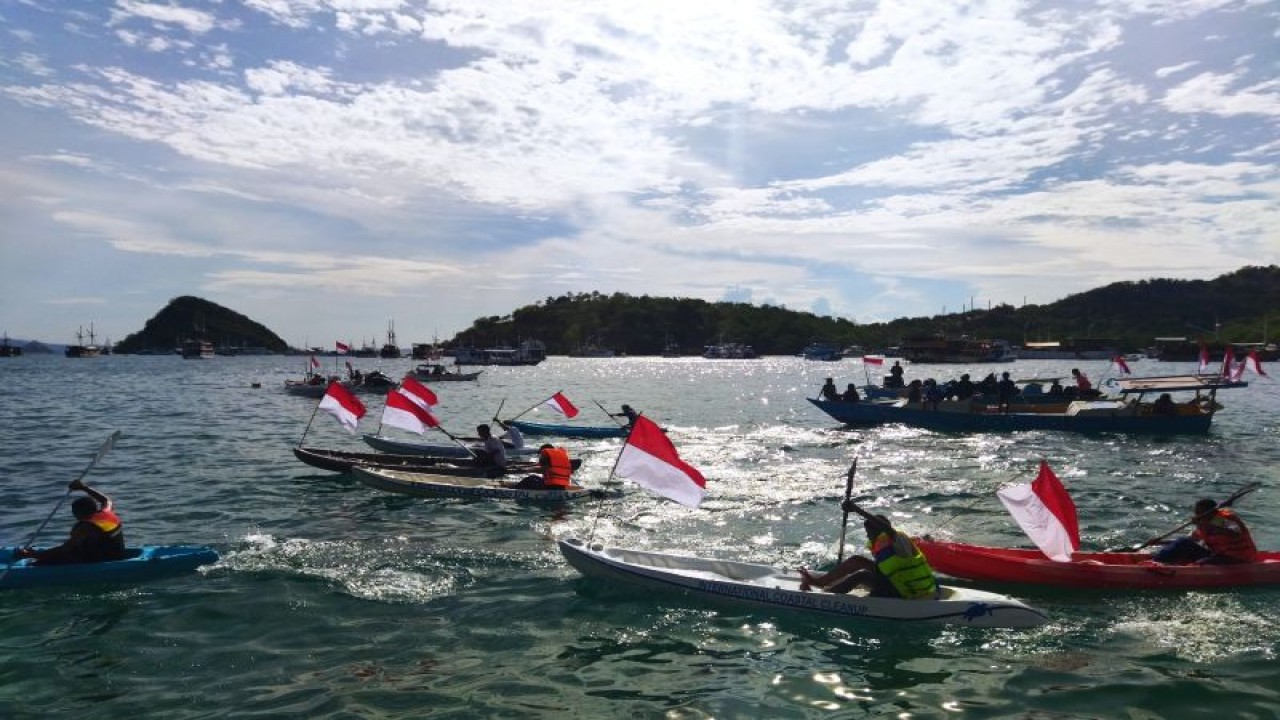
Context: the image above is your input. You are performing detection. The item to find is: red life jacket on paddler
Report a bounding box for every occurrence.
[1193,508,1257,562]
[540,446,573,488]
[78,507,126,561]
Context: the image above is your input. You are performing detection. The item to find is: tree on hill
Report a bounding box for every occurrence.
[445,266,1279,354]
[114,296,289,354]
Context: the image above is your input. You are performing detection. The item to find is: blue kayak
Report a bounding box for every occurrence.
[506,419,628,439]
[0,545,219,590]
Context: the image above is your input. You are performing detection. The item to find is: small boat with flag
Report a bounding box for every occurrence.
[914,540,1280,590]
[504,419,628,439]
[1,545,219,590]
[352,467,593,502]
[558,538,1047,628]
[919,461,1277,590]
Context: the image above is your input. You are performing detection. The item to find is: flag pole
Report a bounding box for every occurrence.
[507,393,558,422]
[297,394,324,447]
[586,417,640,543]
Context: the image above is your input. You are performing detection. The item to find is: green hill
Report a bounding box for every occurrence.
[114,296,289,354]
[448,265,1280,355]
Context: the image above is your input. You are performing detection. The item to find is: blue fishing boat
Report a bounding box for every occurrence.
[0,545,219,590]
[809,374,1247,435]
[505,419,627,439]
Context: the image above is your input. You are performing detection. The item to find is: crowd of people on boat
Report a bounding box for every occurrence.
[819,366,1107,408]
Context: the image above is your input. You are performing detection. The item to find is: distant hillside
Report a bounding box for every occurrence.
[448,265,1280,355]
[114,296,289,354]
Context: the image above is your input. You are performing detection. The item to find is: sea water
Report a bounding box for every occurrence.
[0,355,1277,718]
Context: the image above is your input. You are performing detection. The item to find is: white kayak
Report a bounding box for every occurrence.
[558,537,1049,628]
[353,467,593,502]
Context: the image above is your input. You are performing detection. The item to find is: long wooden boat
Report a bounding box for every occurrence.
[361,433,540,459]
[916,539,1280,590]
[506,419,627,439]
[809,374,1246,434]
[353,467,592,502]
[291,446,540,475]
[1,545,219,590]
[413,363,482,381]
[284,376,352,398]
[557,538,1047,628]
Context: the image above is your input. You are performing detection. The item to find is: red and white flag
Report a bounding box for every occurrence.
[1231,349,1268,381]
[398,376,438,410]
[1219,348,1234,379]
[381,390,438,434]
[996,460,1079,562]
[317,381,365,434]
[335,341,350,354]
[309,355,321,371]
[1112,355,1131,375]
[862,355,885,366]
[615,415,706,507]
[543,391,579,419]
[1197,342,1210,374]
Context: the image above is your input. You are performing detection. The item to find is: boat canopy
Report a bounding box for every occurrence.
[1114,374,1248,394]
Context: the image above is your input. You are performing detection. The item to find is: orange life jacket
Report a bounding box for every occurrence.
[540,447,573,488]
[87,508,122,537]
[1193,508,1257,562]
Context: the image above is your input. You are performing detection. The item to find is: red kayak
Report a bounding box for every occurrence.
[916,539,1280,590]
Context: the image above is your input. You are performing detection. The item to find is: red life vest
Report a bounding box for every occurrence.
[87,507,122,537]
[1193,509,1257,562]
[540,447,573,488]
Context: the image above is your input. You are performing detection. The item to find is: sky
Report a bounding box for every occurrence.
[1,1,1278,349]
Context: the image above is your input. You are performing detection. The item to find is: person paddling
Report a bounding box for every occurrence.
[798,507,938,599]
[1153,498,1258,564]
[15,480,126,565]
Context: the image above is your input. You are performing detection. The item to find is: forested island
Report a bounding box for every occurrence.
[93,265,1279,357]
[452,265,1279,355]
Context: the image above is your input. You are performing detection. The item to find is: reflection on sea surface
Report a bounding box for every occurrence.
[0,355,1277,717]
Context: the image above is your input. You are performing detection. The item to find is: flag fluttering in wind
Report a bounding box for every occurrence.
[615,415,706,507]
[309,355,321,371]
[543,391,579,418]
[1230,349,1268,381]
[381,390,439,434]
[1112,355,1131,375]
[398,376,439,410]
[318,381,365,434]
[862,355,885,366]
[996,460,1079,562]
[336,341,350,354]
[1197,342,1210,374]
[1219,348,1234,379]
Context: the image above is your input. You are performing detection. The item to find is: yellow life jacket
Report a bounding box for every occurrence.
[869,531,937,599]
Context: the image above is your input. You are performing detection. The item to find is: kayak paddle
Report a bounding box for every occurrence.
[1117,481,1262,552]
[835,458,858,563]
[1,430,120,581]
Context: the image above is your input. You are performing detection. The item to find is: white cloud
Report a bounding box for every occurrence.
[0,1,1276,341]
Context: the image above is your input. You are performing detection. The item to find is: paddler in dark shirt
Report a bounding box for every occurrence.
[15,480,126,565]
